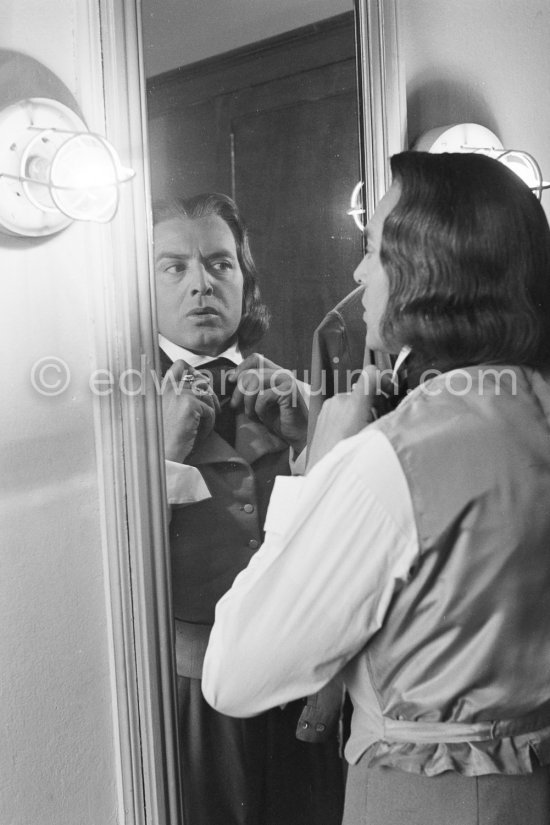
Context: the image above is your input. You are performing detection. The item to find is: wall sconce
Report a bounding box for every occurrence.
[348,181,366,232]
[415,123,550,201]
[349,124,549,232]
[0,97,135,237]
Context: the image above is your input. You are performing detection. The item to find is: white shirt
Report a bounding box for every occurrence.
[159,334,243,371]
[202,419,419,760]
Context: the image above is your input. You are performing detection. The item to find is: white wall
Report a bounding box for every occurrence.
[0,4,121,824]
[141,0,353,76]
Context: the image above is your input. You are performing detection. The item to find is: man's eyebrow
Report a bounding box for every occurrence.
[204,247,237,258]
[155,251,190,263]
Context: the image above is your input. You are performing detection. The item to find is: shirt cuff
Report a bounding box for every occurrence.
[289,446,307,476]
[165,460,211,506]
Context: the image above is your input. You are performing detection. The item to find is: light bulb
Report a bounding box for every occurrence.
[0,98,135,236]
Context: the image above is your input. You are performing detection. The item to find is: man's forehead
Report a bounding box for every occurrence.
[154,214,237,255]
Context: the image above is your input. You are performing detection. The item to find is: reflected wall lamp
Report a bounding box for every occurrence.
[415,123,550,201]
[347,181,366,232]
[0,97,135,237]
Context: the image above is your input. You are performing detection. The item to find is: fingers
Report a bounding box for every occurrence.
[353,365,402,419]
[230,367,258,417]
[162,392,216,462]
[192,376,221,415]
[348,366,386,426]
[162,385,216,425]
[227,353,284,399]
[229,363,263,417]
[229,371,292,420]
[229,360,297,413]
[164,360,220,414]
[350,365,378,400]
[252,386,279,423]
[194,398,216,440]
[161,359,220,461]
[252,375,301,419]
[165,358,189,383]
[228,352,278,381]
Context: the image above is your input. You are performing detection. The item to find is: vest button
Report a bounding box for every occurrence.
[248,539,260,550]
[300,721,310,729]
[315,723,326,732]
[243,503,254,513]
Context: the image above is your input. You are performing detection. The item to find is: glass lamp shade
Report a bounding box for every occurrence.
[473,148,549,199]
[0,97,134,236]
[23,131,134,223]
[415,124,549,200]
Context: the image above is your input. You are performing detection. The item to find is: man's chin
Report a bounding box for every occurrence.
[174,335,229,357]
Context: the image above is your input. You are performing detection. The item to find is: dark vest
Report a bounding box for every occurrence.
[355,365,550,775]
[170,420,290,626]
[160,347,291,674]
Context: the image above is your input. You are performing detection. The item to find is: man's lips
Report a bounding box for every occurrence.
[187,307,220,317]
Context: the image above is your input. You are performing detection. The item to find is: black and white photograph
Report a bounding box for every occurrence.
[2,2,550,824]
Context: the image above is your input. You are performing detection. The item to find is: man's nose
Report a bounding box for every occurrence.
[189,262,214,296]
[353,257,367,285]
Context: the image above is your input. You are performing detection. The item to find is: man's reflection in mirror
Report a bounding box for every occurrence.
[153,193,344,825]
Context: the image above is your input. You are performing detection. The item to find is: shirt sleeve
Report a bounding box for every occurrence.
[165,459,211,506]
[288,446,307,475]
[202,428,419,717]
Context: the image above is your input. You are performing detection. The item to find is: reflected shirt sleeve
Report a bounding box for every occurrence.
[202,428,418,717]
[165,459,211,506]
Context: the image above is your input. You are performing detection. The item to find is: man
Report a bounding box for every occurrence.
[202,153,550,825]
[154,193,343,825]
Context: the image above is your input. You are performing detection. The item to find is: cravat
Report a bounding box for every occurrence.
[197,357,236,403]
[197,357,237,446]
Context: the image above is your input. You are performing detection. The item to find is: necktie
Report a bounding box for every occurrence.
[197,357,237,446]
[197,357,236,402]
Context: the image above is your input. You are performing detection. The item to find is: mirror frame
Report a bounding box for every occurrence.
[355,0,407,220]
[98,1,406,823]
[90,1,182,823]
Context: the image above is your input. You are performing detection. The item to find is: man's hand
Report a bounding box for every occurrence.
[228,353,308,454]
[162,360,219,462]
[307,366,386,469]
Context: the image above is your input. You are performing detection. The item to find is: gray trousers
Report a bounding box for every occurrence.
[343,761,550,825]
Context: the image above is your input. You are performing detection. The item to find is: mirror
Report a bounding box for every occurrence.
[143,1,361,377]
[138,1,405,823]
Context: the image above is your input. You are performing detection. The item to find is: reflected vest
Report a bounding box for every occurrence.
[170,419,290,627]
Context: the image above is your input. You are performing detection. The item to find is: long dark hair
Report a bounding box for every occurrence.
[380,151,550,369]
[153,193,270,350]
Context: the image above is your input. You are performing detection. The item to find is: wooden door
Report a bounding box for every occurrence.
[147,11,362,376]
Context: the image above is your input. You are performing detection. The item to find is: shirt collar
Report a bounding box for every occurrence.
[158,334,243,368]
[391,345,412,386]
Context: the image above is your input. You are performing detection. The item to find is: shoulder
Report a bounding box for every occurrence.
[374,364,527,436]
[306,426,413,536]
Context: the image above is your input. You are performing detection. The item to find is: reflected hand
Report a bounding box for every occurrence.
[307,365,386,469]
[228,353,308,454]
[162,360,220,462]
